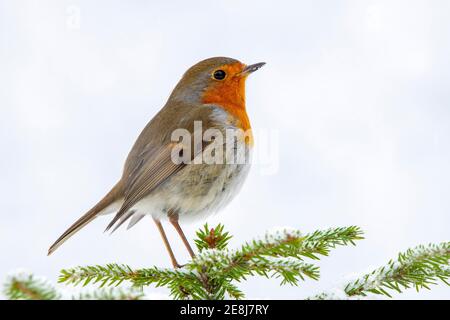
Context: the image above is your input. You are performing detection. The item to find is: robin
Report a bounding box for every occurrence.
[48,57,265,267]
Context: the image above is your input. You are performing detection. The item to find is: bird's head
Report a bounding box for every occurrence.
[168,57,265,110]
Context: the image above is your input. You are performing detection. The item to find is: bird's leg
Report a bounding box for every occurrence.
[153,218,180,268]
[169,212,196,259]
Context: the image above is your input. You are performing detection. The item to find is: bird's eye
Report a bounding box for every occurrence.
[213,69,226,80]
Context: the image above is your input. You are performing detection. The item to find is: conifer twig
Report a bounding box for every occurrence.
[4,226,448,300]
[4,273,60,300]
[345,242,450,297]
[310,242,450,299]
[58,225,364,299]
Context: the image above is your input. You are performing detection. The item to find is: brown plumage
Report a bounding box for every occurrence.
[48,57,265,267]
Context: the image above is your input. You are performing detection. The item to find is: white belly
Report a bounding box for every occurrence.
[133,145,252,222]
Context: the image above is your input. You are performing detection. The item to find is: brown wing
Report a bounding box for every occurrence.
[105,144,185,231]
[105,103,217,232]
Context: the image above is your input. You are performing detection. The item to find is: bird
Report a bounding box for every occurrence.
[48,57,265,267]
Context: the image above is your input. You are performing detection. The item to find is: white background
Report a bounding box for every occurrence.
[1,0,449,299]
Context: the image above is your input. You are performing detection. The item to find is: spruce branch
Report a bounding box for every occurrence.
[4,225,448,300]
[310,241,450,299]
[59,264,202,299]
[344,242,450,298]
[58,225,364,300]
[4,272,60,300]
[3,270,144,300]
[191,226,362,286]
[239,225,364,261]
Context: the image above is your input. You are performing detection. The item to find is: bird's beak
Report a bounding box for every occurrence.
[240,62,266,76]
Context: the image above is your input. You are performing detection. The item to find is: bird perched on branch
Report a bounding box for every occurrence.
[48,57,265,267]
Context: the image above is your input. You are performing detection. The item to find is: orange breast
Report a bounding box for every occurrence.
[202,85,253,146]
[201,62,253,145]
[201,75,251,130]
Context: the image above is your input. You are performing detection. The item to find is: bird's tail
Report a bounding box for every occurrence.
[47,181,123,255]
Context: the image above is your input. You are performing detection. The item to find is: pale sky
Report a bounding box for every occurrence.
[1,0,449,299]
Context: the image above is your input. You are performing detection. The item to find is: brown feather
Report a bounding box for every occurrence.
[105,105,217,232]
[47,181,123,255]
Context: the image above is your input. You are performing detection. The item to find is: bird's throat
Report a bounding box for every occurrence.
[201,78,251,132]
